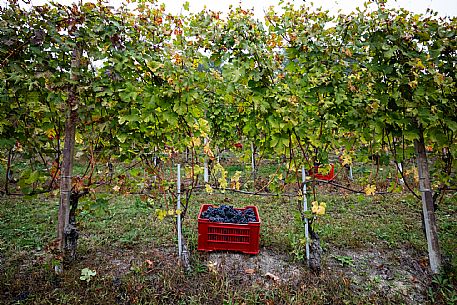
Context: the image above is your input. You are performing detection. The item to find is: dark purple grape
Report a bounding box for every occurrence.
[201,205,257,223]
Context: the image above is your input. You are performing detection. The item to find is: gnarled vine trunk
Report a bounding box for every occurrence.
[56,47,80,271]
[308,226,323,274]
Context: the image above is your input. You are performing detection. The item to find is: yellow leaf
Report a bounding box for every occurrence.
[75,132,83,144]
[45,128,56,139]
[364,184,376,196]
[311,201,326,215]
[416,59,425,70]
[311,203,319,214]
[205,184,213,194]
[185,167,193,179]
[192,59,199,68]
[235,181,240,190]
[230,171,242,190]
[408,80,418,88]
[155,209,166,221]
[342,154,352,166]
[203,143,215,160]
[230,171,242,182]
[194,164,203,176]
[190,137,201,147]
[219,178,227,190]
[316,205,326,215]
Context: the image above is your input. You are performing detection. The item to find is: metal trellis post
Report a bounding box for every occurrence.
[302,167,310,266]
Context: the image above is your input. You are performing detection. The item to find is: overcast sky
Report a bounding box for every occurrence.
[156,0,457,18]
[2,0,456,18]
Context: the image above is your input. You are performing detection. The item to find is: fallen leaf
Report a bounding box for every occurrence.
[265,272,280,282]
[343,277,351,287]
[244,268,255,275]
[145,259,154,269]
[418,257,429,269]
[207,261,218,274]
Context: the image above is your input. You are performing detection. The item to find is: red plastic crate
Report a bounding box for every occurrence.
[309,163,335,181]
[197,204,261,255]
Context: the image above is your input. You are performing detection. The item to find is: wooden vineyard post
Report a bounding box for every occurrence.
[5,148,13,194]
[415,134,442,274]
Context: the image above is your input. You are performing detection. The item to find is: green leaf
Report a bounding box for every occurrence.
[428,128,449,146]
[117,134,127,144]
[403,129,419,141]
[24,170,40,184]
[446,120,457,132]
[383,47,396,59]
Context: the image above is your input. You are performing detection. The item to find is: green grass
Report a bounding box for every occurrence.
[437,195,457,268]
[316,194,426,250]
[0,196,57,253]
[0,189,456,304]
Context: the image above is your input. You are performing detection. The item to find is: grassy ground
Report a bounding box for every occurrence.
[0,187,456,304]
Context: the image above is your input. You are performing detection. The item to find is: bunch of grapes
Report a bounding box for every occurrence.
[201,205,257,224]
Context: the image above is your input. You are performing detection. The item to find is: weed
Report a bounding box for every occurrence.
[428,272,457,305]
[80,268,97,283]
[333,255,355,267]
[288,231,306,261]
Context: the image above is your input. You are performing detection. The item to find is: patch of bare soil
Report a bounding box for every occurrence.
[325,247,431,304]
[206,249,304,288]
[203,246,431,304]
[78,246,178,277]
